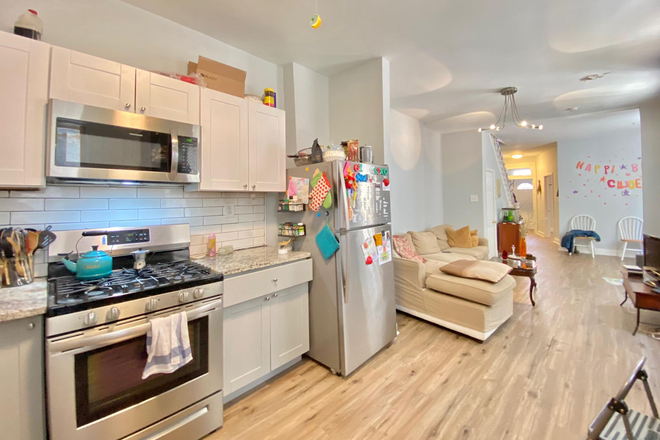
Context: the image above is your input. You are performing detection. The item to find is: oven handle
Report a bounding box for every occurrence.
[48,298,222,354]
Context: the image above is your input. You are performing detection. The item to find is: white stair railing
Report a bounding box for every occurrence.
[489,134,515,207]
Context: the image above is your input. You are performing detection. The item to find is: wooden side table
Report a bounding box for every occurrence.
[497,222,520,254]
[621,270,660,335]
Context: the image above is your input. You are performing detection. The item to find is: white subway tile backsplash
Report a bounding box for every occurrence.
[253,237,266,246]
[110,220,161,227]
[139,208,184,219]
[203,198,237,207]
[190,244,207,256]
[0,198,44,211]
[221,223,254,233]
[238,229,265,239]
[221,238,256,249]
[253,205,265,213]
[50,222,109,231]
[203,216,237,226]
[80,187,137,199]
[12,211,80,224]
[253,221,265,229]
[183,191,226,199]
[234,206,253,215]
[185,207,223,217]
[238,197,265,206]
[160,217,204,227]
[238,213,265,222]
[10,186,79,198]
[189,225,229,236]
[138,188,183,199]
[46,199,108,211]
[82,210,137,222]
[0,213,9,224]
[109,199,160,209]
[0,191,8,198]
[160,199,203,208]
[191,235,205,246]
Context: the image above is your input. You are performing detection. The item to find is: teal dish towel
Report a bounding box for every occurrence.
[316,224,340,260]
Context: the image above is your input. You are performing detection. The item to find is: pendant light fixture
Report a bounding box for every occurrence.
[478,87,543,132]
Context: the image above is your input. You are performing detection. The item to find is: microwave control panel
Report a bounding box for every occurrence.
[177,136,199,175]
[105,229,150,245]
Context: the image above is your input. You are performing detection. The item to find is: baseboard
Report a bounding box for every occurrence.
[552,238,560,246]
[556,245,625,257]
[396,305,498,341]
[535,230,546,238]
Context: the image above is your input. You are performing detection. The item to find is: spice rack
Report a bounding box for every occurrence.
[278,223,306,237]
[278,200,306,212]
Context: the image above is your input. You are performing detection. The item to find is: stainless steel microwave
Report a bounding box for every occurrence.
[47,100,200,184]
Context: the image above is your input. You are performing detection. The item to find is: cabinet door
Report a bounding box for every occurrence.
[0,317,45,440]
[200,89,249,191]
[270,284,310,370]
[223,296,271,395]
[50,46,135,111]
[0,33,49,187]
[136,69,200,125]
[248,102,286,192]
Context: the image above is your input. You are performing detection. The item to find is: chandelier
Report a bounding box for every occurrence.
[478,87,543,132]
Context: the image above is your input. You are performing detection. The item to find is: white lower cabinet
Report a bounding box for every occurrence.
[0,316,45,440]
[223,264,311,399]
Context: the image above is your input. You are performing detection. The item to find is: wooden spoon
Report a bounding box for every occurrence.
[27,231,39,274]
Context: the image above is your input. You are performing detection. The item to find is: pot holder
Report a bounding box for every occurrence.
[309,172,331,211]
[316,224,340,260]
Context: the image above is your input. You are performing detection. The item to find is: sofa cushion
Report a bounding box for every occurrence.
[470,230,479,247]
[448,246,490,260]
[424,252,477,263]
[426,272,516,306]
[440,260,512,284]
[428,224,451,250]
[393,234,427,263]
[447,226,472,248]
[409,231,442,255]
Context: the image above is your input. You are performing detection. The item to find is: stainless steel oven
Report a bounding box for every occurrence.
[47,99,200,184]
[46,292,223,440]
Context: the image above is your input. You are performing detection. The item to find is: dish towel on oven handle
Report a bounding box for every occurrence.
[142,312,193,379]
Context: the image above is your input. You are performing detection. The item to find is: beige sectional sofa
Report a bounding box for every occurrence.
[393,225,515,341]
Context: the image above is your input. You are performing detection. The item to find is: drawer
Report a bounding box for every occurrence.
[224,259,312,307]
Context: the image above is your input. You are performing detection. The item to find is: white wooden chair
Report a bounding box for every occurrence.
[618,216,643,261]
[570,214,597,258]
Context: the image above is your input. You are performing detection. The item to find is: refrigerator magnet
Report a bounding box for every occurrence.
[373,233,383,246]
[383,178,390,191]
[365,256,373,265]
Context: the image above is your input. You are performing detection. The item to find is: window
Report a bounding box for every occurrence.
[517,182,533,190]
[508,168,532,177]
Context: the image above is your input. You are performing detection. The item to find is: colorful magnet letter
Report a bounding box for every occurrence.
[354,164,360,172]
[382,168,388,176]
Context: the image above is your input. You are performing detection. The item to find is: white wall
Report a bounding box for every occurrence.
[441,130,485,233]
[283,62,330,165]
[640,98,660,238]
[535,146,560,240]
[329,58,390,165]
[387,111,444,234]
[558,129,643,254]
[481,132,508,233]
[0,0,284,101]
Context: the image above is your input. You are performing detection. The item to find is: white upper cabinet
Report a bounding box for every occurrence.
[50,47,135,111]
[136,69,200,125]
[248,102,286,192]
[0,32,49,187]
[200,89,249,191]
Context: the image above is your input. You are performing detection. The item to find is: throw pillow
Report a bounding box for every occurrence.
[428,224,451,250]
[447,226,472,248]
[409,231,441,255]
[393,235,427,263]
[470,229,479,247]
[440,260,512,284]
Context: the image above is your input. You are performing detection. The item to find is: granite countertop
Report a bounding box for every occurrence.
[0,280,48,323]
[196,246,311,277]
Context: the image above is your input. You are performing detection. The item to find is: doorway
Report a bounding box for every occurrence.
[485,169,497,258]
[544,175,555,239]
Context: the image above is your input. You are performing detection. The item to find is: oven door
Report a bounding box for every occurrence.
[46,297,222,440]
[47,99,200,184]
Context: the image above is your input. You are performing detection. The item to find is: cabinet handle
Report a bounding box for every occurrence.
[265,296,271,301]
[272,278,278,282]
[125,103,131,109]
[243,184,248,189]
[140,106,146,112]
[28,322,35,330]
[274,293,278,298]
[252,185,256,190]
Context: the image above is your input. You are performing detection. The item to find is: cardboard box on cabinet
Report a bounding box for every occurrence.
[188,56,246,98]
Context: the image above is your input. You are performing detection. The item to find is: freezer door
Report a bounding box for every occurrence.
[336,162,391,231]
[337,224,396,376]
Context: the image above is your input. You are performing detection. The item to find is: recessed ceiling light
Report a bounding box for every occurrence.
[511,154,523,159]
[580,73,609,82]
[566,107,579,111]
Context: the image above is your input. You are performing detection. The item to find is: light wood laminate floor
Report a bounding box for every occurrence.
[207,234,660,440]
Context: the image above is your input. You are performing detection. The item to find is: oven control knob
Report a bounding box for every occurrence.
[107,307,121,322]
[83,312,97,326]
[178,291,190,303]
[193,288,204,299]
[146,299,159,312]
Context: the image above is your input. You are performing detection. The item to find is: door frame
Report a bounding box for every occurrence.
[544,174,555,239]
[484,168,498,258]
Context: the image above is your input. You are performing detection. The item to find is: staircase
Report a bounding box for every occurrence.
[489,134,515,207]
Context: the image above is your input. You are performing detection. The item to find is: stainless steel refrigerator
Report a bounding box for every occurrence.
[281,161,396,376]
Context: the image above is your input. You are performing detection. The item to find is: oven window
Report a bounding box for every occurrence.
[55,118,171,172]
[74,317,208,427]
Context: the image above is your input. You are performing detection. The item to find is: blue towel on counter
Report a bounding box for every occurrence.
[142,312,192,379]
[561,230,601,252]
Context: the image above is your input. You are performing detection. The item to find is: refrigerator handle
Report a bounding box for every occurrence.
[340,232,350,304]
[336,162,350,231]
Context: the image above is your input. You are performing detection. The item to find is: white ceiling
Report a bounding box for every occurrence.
[122,0,660,146]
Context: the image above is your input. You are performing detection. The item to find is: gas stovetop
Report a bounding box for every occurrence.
[47,260,223,316]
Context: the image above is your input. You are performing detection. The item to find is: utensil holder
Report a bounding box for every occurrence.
[2,256,33,287]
